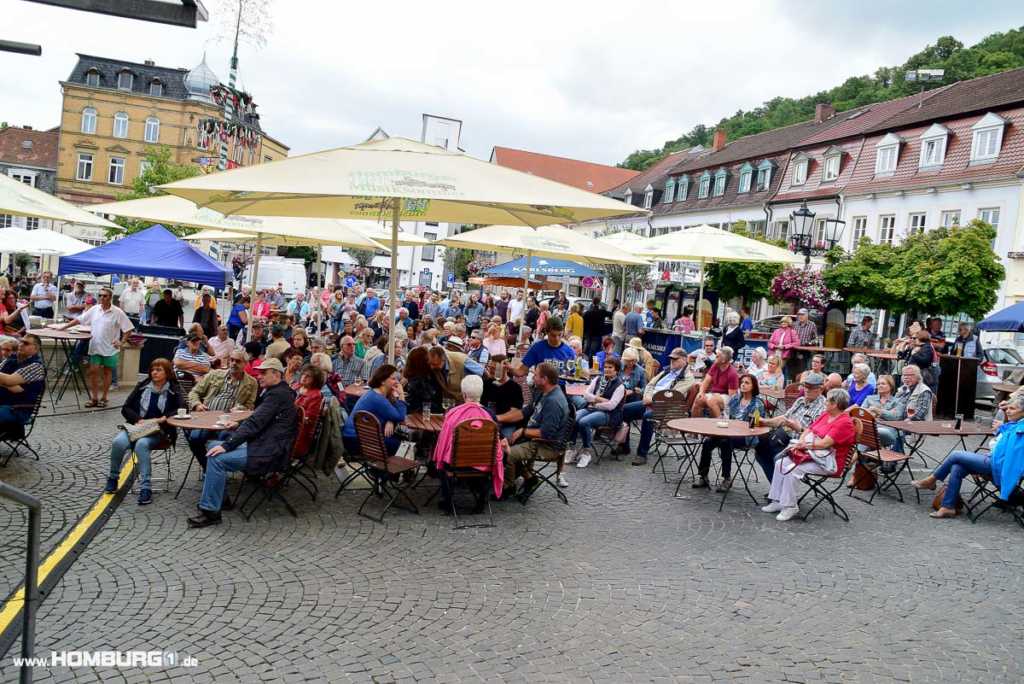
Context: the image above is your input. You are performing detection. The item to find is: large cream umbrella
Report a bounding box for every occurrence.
[0,173,118,229]
[0,227,92,256]
[598,231,651,304]
[159,136,640,361]
[436,224,648,343]
[633,224,804,329]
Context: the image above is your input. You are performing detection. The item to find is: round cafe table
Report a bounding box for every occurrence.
[667,418,770,509]
[166,409,253,430]
[878,419,992,469]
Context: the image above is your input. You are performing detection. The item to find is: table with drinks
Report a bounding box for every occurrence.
[878,416,992,469]
[666,417,770,509]
[166,408,253,430]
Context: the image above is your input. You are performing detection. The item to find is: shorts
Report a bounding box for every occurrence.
[89,353,119,368]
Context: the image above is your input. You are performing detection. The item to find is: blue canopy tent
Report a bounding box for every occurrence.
[977,301,1024,332]
[57,224,231,289]
[483,256,600,278]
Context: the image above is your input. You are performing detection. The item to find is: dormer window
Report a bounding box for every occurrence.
[643,184,654,209]
[918,123,949,168]
[663,178,675,204]
[117,70,134,91]
[149,79,163,97]
[755,160,773,191]
[697,171,711,199]
[874,132,902,176]
[676,175,689,202]
[623,188,633,206]
[971,112,1006,163]
[791,153,809,186]
[822,147,843,182]
[712,168,727,197]
[738,163,753,193]
[84,69,100,87]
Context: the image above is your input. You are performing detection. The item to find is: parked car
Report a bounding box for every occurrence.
[976,346,1024,403]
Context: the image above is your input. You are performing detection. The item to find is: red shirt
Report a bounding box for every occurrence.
[808,411,856,473]
[706,363,739,394]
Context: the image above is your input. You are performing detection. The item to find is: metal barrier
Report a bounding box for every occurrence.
[0,481,41,684]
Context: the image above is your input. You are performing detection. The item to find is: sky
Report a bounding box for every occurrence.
[2,0,1021,166]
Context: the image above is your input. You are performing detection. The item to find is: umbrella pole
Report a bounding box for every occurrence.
[697,259,706,331]
[518,250,532,347]
[621,268,626,307]
[387,201,400,364]
[248,233,263,338]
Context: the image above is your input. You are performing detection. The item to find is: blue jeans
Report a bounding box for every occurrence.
[199,441,248,512]
[109,431,162,490]
[187,429,230,469]
[575,409,610,449]
[933,450,991,509]
[620,401,655,454]
[876,425,904,452]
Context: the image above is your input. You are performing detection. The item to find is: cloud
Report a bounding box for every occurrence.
[1,0,1020,169]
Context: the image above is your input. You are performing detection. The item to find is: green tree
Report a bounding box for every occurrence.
[346,248,376,284]
[823,237,900,310]
[602,263,650,303]
[108,146,201,238]
[703,222,785,305]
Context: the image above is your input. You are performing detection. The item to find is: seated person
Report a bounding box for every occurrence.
[0,334,45,426]
[695,374,765,492]
[1,291,29,336]
[762,388,856,521]
[293,365,326,458]
[0,337,17,361]
[432,375,505,514]
[404,346,445,415]
[913,392,1024,519]
[103,358,183,506]
[690,346,739,418]
[619,348,647,407]
[687,336,717,379]
[753,371,827,482]
[341,364,407,456]
[208,324,237,368]
[798,354,827,386]
[572,357,626,469]
[593,336,618,373]
[895,364,933,421]
[844,363,875,407]
[187,358,298,528]
[310,351,345,405]
[481,354,525,440]
[173,332,212,381]
[503,362,571,497]
[242,341,264,378]
[282,350,305,389]
[844,353,877,387]
[619,347,695,465]
[185,349,258,471]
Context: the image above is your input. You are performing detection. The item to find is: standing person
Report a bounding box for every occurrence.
[533,302,551,342]
[151,289,184,329]
[740,306,754,332]
[949,322,983,358]
[64,281,89,321]
[624,302,644,342]
[119,279,146,322]
[612,302,628,354]
[790,308,818,377]
[720,311,745,355]
[192,291,219,339]
[565,303,584,341]
[643,300,661,329]
[768,315,800,380]
[582,297,609,358]
[286,291,311,324]
[59,287,133,408]
[187,358,298,528]
[846,316,876,349]
[227,296,250,342]
[495,292,510,323]
[507,290,525,325]
[674,305,695,333]
[359,288,381,317]
[464,293,485,333]
[29,271,58,319]
[523,296,540,335]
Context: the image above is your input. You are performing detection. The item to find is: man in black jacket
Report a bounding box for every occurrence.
[187,357,297,528]
[582,297,609,358]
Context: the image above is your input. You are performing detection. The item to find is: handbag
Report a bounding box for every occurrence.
[120,420,162,444]
[851,461,877,490]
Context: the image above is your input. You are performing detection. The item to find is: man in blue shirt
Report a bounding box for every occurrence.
[740,306,754,332]
[359,288,381,318]
[618,347,694,465]
[519,316,576,379]
[624,302,644,339]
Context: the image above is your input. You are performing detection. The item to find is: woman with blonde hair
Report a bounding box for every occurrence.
[484,321,507,358]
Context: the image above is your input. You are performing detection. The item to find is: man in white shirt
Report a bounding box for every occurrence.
[60,287,134,408]
[118,278,146,320]
[30,271,58,319]
[507,291,525,324]
[612,303,628,354]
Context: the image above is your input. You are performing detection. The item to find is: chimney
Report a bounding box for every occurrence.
[144,59,155,66]
[23,125,32,130]
[712,128,727,152]
[815,103,835,123]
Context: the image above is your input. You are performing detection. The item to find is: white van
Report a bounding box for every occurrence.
[242,256,307,295]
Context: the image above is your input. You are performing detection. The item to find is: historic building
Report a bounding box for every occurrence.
[0,125,59,231]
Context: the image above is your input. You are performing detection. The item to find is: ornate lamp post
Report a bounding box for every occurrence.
[788,202,845,267]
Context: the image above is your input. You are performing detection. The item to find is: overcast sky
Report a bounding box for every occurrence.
[2,1,1021,166]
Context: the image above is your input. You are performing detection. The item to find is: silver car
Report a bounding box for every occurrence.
[976,346,1024,402]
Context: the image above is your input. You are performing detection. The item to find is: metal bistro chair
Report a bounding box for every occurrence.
[445,418,499,529]
[0,370,47,467]
[965,474,1024,527]
[353,411,420,523]
[847,406,916,505]
[649,387,697,482]
[794,417,862,522]
[782,383,803,411]
[238,405,322,520]
[518,400,575,506]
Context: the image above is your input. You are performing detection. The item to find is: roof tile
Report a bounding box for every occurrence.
[0,127,58,170]
[490,146,639,193]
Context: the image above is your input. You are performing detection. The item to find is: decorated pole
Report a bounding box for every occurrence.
[218,5,243,172]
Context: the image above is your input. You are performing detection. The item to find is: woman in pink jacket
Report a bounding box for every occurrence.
[768,316,799,361]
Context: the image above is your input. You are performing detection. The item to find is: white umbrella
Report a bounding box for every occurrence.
[598,231,652,304]
[0,173,118,228]
[160,136,640,361]
[0,227,92,256]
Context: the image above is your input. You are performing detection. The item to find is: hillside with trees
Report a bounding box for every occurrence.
[620,27,1024,171]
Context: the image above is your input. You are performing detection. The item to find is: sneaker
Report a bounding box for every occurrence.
[564,448,578,464]
[776,506,800,522]
[691,476,710,489]
[557,473,569,488]
[137,488,152,506]
[576,450,592,468]
[186,510,222,528]
[715,478,733,493]
[103,477,118,494]
[761,501,784,513]
[631,455,648,466]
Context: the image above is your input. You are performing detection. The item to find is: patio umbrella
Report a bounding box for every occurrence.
[0,227,92,256]
[0,173,118,229]
[598,231,650,303]
[483,256,601,278]
[159,136,640,361]
[977,301,1024,332]
[633,224,803,329]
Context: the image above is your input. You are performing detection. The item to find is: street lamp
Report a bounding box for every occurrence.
[788,201,844,267]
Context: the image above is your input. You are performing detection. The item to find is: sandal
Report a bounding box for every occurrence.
[929,508,958,519]
[912,479,936,491]
[84,399,99,408]
[98,400,108,408]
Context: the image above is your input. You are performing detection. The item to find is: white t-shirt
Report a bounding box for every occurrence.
[119,287,146,315]
[508,299,525,323]
[30,283,57,310]
[80,304,134,357]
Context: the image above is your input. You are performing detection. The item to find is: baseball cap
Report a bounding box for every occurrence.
[446,336,465,351]
[256,358,284,373]
[797,307,809,315]
[802,371,825,386]
[669,348,686,359]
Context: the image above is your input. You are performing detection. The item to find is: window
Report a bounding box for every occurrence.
[756,161,773,191]
[113,112,128,138]
[81,107,97,134]
[421,232,437,261]
[851,216,867,245]
[623,189,633,205]
[874,132,901,176]
[908,212,927,235]
[139,159,152,177]
[85,70,100,87]
[697,172,711,199]
[738,163,752,193]
[144,117,160,143]
[676,175,689,202]
[822,151,841,181]
[879,214,896,245]
[712,168,727,196]
[76,153,93,181]
[792,158,808,186]
[814,219,827,247]
[117,70,134,91]
[108,156,125,185]
[643,184,654,209]
[25,217,39,230]
[918,124,949,168]
[8,170,36,187]
[663,178,675,203]
[0,215,12,228]
[970,112,1006,162]
[978,207,1001,229]
[149,80,163,97]
[940,210,961,228]
[772,220,789,242]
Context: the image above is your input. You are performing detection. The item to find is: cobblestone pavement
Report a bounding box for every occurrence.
[2,408,1022,683]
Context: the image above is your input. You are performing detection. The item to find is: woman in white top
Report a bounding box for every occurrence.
[483,321,507,358]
